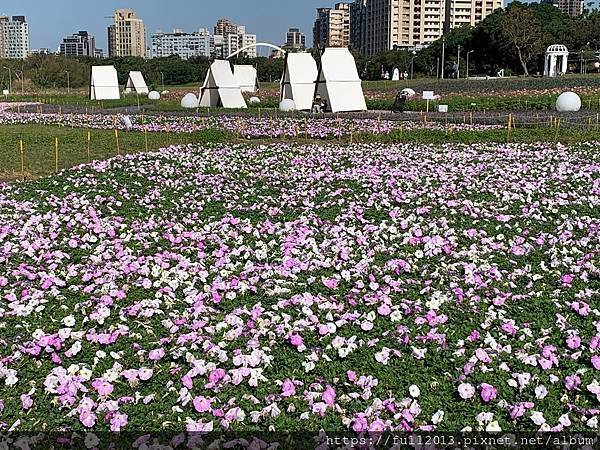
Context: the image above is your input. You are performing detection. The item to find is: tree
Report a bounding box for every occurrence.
[500,5,546,76]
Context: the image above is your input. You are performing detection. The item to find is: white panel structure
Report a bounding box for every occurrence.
[233,65,259,93]
[199,60,247,109]
[392,68,400,81]
[280,52,318,111]
[124,71,149,95]
[90,66,120,100]
[314,48,366,113]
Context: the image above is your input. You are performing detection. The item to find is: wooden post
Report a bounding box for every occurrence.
[19,140,24,179]
[54,137,59,173]
[144,129,149,152]
[114,129,120,155]
[305,117,308,140]
[87,131,91,163]
[507,113,512,142]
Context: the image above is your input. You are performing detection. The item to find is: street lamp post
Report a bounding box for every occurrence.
[466,50,474,79]
[3,66,12,94]
[160,72,165,92]
[441,37,446,80]
[410,51,416,80]
[65,71,70,94]
[457,45,461,79]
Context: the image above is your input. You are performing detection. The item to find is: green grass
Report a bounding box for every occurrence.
[2,123,599,182]
[0,124,229,180]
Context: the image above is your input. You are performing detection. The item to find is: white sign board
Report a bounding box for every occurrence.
[2,90,8,96]
[438,104,448,113]
[423,91,435,100]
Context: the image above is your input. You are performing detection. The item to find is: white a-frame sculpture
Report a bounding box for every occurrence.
[199,60,247,109]
[314,48,367,113]
[90,65,120,100]
[280,52,318,111]
[124,71,149,95]
[233,65,259,93]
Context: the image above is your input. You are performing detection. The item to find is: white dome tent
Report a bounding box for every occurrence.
[544,45,569,78]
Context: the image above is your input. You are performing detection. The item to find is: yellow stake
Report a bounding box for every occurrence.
[54,137,59,173]
[87,131,91,163]
[114,129,120,155]
[19,140,24,179]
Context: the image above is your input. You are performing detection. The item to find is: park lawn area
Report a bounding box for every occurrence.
[0,124,228,181]
[2,123,600,181]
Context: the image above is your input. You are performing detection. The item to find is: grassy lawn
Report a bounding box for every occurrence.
[0,124,227,180]
[2,123,599,182]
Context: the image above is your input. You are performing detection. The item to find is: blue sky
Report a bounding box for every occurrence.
[1,0,326,53]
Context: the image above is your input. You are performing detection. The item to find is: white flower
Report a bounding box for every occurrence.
[558,414,571,427]
[587,416,598,429]
[62,315,76,327]
[431,410,444,425]
[530,411,546,426]
[409,385,420,398]
[486,421,502,432]
[535,385,548,399]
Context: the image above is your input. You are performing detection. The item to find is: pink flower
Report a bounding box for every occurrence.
[193,396,212,413]
[79,410,96,428]
[566,335,581,350]
[20,394,33,410]
[475,348,491,363]
[208,369,226,384]
[281,379,296,397]
[591,355,600,370]
[109,412,128,431]
[480,383,497,403]
[377,304,391,316]
[92,379,114,396]
[289,334,303,347]
[347,370,357,382]
[322,385,336,406]
[352,415,368,433]
[148,348,165,361]
[322,278,338,289]
[565,374,581,391]
[561,274,574,285]
[458,383,475,399]
[182,374,193,389]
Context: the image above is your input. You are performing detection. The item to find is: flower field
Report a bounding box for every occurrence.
[1,141,599,435]
[0,109,503,139]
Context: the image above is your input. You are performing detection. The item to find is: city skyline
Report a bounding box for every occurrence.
[0,0,325,53]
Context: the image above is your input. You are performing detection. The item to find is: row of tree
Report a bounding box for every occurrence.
[0,2,598,90]
[368,2,600,78]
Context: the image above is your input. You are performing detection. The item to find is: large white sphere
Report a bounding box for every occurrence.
[279,99,296,112]
[556,92,581,112]
[181,93,199,109]
[401,88,416,97]
[148,91,160,100]
[249,96,261,105]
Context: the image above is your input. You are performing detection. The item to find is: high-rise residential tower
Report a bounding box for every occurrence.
[108,9,147,57]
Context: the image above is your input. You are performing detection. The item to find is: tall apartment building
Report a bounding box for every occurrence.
[550,0,584,16]
[285,28,306,50]
[151,28,212,59]
[313,3,351,48]
[108,9,146,57]
[213,18,257,58]
[0,15,29,59]
[355,0,502,55]
[60,31,96,57]
[350,0,367,52]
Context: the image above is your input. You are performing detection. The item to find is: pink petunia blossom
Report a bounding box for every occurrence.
[480,383,497,403]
